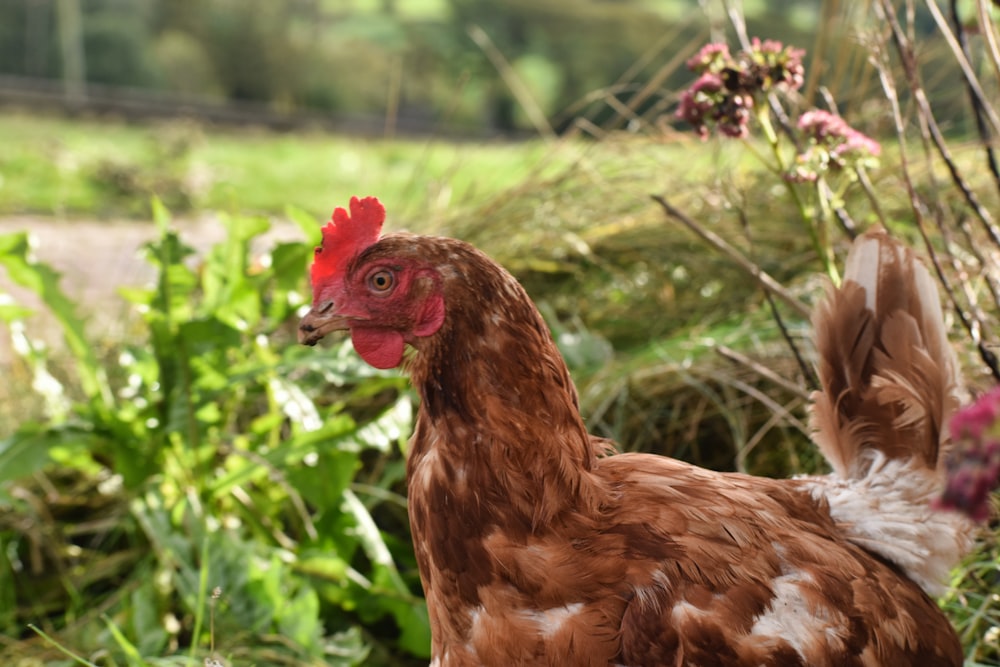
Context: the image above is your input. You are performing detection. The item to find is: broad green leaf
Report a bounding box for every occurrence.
[340,489,409,596]
[285,205,322,246]
[221,211,271,244]
[207,416,358,498]
[392,599,432,658]
[267,241,311,322]
[277,586,321,652]
[269,375,322,432]
[287,447,361,511]
[297,554,350,583]
[0,293,33,321]
[102,615,145,667]
[129,581,170,657]
[0,426,91,488]
[270,242,311,291]
[144,230,197,323]
[214,279,261,330]
[323,627,370,667]
[150,196,171,234]
[0,232,112,406]
[7,321,70,420]
[201,213,269,325]
[355,395,413,452]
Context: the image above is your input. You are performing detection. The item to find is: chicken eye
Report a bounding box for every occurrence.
[368,270,395,293]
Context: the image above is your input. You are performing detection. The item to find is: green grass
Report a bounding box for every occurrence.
[0,112,572,220]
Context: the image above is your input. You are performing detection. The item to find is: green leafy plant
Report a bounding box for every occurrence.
[0,202,428,665]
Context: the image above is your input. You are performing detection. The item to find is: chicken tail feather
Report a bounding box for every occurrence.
[809,228,963,479]
[805,230,975,595]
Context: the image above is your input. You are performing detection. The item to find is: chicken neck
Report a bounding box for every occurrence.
[403,242,605,531]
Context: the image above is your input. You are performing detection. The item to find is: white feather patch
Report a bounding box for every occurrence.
[843,235,884,312]
[801,452,975,596]
[750,570,847,659]
[412,446,441,491]
[519,602,584,638]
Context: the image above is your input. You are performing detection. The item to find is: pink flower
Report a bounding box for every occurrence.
[798,109,851,139]
[935,385,1000,522]
[677,37,806,140]
[950,385,1000,442]
[747,37,805,92]
[676,72,752,140]
[785,164,819,183]
[676,73,723,138]
[834,132,882,160]
[795,110,881,174]
[686,43,731,73]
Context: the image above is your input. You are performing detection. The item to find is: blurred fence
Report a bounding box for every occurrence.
[0,75,489,137]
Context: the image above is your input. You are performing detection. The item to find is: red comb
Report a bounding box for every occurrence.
[310,196,385,296]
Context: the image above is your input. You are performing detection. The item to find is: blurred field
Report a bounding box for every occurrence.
[0,112,570,220]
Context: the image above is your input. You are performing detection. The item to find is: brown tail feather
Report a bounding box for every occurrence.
[809,229,963,479]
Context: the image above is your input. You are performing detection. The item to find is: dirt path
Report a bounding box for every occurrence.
[0,215,306,364]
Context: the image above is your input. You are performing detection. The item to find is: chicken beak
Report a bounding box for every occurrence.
[298,301,352,346]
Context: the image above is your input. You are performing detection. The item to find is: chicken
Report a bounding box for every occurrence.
[297,196,975,667]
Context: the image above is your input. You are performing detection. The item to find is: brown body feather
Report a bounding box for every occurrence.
[302,226,973,666]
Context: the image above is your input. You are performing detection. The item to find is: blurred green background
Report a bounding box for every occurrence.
[0,0,827,134]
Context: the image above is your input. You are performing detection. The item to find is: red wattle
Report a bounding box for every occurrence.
[351,328,406,369]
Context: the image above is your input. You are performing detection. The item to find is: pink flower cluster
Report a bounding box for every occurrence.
[745,38,806,91]
[677,70,751,139]
[676,39,805,140]
[789,110,882,182]
[935,385,1000,522]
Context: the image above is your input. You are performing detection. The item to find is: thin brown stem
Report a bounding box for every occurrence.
[854,165,888,229]
[947,0,1000,198]
[735,199,820,391]
[872,2,1000,381]
[650,194,810,319]
[716,345,812,401]
[882,0,1000,251]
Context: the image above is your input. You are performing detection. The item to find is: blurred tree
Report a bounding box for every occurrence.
[446,0,529,130]
[2,0,922,135]
[197,0,298,104]
[81,0,159,87]
[24,0,53,77]
[56,0,85,100]
[152,30,222,98]
[442,0,672,132]
[0,1,34,78]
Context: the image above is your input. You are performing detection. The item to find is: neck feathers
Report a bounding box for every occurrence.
[403,237,595,524]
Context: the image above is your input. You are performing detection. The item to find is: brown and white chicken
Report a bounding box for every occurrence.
[298,196,975,667]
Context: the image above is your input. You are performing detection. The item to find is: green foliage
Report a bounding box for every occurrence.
[82,3,161,87]
[942,535,1000,666]
[0,202,428,664]
[0,0,824,132]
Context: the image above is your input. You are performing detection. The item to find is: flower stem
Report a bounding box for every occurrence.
[756,106,841,285]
